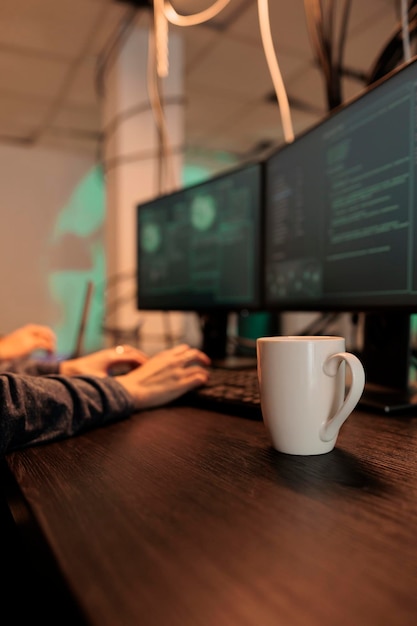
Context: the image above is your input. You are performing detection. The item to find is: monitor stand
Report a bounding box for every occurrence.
[198,312,257,369]
[359,312,417,414]
[199,311,229,361]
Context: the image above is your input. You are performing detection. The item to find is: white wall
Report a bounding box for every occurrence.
[0,142,102,354]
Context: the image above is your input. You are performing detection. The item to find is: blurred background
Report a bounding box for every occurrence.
[0,0,413,354]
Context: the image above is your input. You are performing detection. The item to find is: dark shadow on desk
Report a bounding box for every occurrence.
[0,461,88,626]
[262,446,387,497]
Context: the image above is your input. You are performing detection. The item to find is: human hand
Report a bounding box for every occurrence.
[115,343,211,410]
[0,324,56,360]
[60,345,148,377]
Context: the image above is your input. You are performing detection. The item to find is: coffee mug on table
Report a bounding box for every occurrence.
[256,336,365,455]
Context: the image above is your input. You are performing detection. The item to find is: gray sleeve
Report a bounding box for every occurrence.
[0,356,60,376]
[0,373,135,456]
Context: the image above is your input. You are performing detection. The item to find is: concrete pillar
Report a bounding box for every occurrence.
[102,17,186,353]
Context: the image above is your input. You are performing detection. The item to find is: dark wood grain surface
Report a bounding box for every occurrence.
[5,405,417,626]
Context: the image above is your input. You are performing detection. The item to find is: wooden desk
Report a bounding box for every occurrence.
[4,404,417,626]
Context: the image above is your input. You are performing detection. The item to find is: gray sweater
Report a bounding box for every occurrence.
[0,357,135,456]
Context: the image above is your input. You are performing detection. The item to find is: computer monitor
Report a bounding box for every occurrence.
[264,57,417,412]
[136,162,264,360]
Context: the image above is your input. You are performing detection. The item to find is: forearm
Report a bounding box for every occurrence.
[0,373,135,456]
[0,356,60,376]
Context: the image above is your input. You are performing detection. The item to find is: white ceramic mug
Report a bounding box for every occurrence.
[256,336,365,455]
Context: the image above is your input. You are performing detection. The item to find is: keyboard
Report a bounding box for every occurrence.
[185,366,262,419]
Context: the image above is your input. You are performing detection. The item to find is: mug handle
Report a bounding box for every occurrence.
[319,352,365,443]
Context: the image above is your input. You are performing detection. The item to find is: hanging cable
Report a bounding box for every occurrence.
[324,0,343,109]
[154,0,169,77]
[156,1,296,146]
[163,0,231,27]
[303,0,345,110]
[158,1,295,144]
[151,1,233,186]
[147,23,179,193]
[257,0,294,143]
[304,0,332,92]
[367,2,417,84]
[322,0,335,78]
[401,0,412,62]
[336,0,352,79]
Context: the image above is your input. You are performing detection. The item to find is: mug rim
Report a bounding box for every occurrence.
[257,335,344,342]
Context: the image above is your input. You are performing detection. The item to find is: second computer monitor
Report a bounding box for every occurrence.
[264,57,417,312]
[137,161,263,314]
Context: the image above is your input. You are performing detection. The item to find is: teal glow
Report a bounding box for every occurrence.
[182,165,211,187]
[46,165,105,355]
[51,167,105,240]
[182,155,239,187]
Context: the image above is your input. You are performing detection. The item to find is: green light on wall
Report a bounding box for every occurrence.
[46,166,105,356]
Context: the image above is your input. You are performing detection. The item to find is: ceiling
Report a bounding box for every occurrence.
[0,0,408,172]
